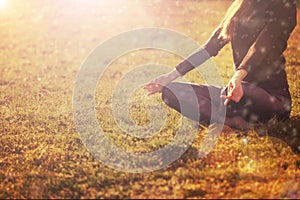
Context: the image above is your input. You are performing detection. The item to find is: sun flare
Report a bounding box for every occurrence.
[0,0,7,7]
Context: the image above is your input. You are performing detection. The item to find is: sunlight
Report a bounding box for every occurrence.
[54,0,149,18]
[61,0,132,13]
[0,0,7,7]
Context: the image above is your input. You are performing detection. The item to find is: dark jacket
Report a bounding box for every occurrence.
[176,0,297,93]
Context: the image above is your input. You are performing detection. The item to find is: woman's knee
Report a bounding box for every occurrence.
[161,83,179,107]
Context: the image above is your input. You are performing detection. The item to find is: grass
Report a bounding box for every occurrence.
[0,0,299,198]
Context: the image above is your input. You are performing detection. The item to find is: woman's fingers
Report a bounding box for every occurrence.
[224,98,231,106]
[144,82,163,95]
[220,83,234,106]
[221,74,245,106]
[144,83,160,91]
[144,73,175,95]
[220,86,243,106]
[220,94,233,106]
[221,93,242,106]
[144,82,159,89]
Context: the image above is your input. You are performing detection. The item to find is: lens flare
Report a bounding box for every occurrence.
[0,0,7,7]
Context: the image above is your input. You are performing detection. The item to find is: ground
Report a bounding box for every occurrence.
[0,0,299,198]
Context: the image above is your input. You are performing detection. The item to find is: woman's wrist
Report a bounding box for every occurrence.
[168,69,182,80]
[233,68,248,82]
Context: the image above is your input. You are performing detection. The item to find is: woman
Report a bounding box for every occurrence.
[145,0,297,130]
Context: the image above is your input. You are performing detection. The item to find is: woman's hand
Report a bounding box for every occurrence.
[144,69,181,95]
[221,69,248,106]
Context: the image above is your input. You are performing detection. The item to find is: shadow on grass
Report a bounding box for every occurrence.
[254,116,300,155]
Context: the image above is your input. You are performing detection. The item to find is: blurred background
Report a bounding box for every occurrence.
[0,0,299,199]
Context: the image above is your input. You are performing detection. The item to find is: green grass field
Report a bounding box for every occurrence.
[0,0,299,198]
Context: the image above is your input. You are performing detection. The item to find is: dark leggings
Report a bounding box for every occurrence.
[161,82,291,124]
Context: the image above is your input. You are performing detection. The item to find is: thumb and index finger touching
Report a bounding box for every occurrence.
[220,90,233,106]
[220,82,245,106]
[220,83,235,106]
[144,81,163,96]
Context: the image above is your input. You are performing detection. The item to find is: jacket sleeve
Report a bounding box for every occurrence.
[176,27,228,76]
[237,1,297,72]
